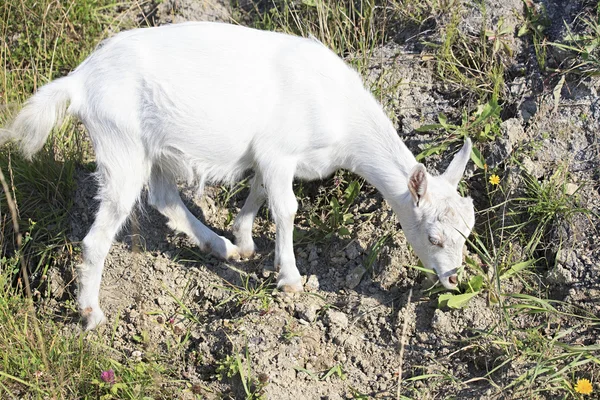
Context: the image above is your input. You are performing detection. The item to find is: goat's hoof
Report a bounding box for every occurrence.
[280,283,304,293]
[81,307,106,331]
[211,237,241,261]
[233,237,256,259]
[277,279,304,293]
[225,247,241,261]
[238,245,255,259]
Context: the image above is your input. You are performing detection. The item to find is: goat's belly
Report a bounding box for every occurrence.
[295,160,338,181]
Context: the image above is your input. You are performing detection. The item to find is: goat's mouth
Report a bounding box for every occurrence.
[438,273,459,290]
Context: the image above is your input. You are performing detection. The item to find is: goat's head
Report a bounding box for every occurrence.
[399,139,475,290]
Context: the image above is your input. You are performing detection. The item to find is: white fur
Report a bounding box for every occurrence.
[3,22,475,330]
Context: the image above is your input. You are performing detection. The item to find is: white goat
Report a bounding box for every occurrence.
[2,22,475,330]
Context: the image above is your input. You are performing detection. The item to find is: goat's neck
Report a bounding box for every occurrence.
[347,107,418,204]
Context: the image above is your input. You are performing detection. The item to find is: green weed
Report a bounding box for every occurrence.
[518,0,550,71]
[425,3,508,102]
[216,274,275,312]
[295,174,363,244]
[415,96,501,160]
[550,9,600,75]
[215,343,268,400]
[0,273,177,398]
[294,363,346,381]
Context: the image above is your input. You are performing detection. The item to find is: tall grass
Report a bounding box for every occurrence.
[235,0,399,70]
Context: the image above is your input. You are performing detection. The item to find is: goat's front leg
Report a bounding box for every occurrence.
[232,171,266,258]
[263,166,303,292]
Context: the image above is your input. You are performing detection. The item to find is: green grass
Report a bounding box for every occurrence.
[427,148,599,397]
[423,2,509,103]
[0,1,181,398]
[0,272,182,398]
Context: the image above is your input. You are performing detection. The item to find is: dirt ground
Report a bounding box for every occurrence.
[42,0,600,398]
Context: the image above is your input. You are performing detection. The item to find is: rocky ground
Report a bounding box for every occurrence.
[40,0,600,398]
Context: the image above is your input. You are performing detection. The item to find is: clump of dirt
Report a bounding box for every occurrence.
[41,0,600,398]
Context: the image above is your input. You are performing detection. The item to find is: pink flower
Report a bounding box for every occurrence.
[100,369,115,384]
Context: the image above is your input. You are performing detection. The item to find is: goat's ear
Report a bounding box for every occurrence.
[443,138,472,187]
[408,164,428,207]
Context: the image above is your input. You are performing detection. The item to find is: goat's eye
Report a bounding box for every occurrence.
[429,236,443,247]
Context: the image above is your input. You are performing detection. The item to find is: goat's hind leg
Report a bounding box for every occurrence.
[148,168,240,260]
[232,171,266,258]
[78,158,148,330]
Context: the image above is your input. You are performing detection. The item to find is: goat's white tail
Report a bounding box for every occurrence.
[1,77,74,159]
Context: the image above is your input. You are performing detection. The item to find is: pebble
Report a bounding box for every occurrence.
[308,247,319,262]
[131,350,143,361]
[325,310,349,329]
[345,243,361,260]
[295,302,320,323]
[345,265,366,289]
[305,274,320,291]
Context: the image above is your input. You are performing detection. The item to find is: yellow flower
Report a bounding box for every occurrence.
[489,174,500,186]
[575,378,593,395]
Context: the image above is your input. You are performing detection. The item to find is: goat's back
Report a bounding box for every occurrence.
[67,22,373,183]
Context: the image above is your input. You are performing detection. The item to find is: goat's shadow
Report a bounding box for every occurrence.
[59,166,430,322]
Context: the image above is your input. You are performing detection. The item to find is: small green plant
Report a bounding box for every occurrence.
[295,173,363,243]
[437,273,484,309]
[363,233,391,278]
[294,363,347,381]
[549,12,600,75]
[415,96,501,160]
[215,344,267,400]
[281,319,303,342]
[312,178,361,237]
[518,0,550,71]
[394,0,456,26]
[516,166,589,256]
[216,274,275,312]
[218,177,251,208]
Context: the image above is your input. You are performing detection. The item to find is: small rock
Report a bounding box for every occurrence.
[295,302,320,323]
[546,264,575,285]
[489,137,511,168]
[520,98,537,122]
[173,324,185,335]
[431,309,455,336]
[331,256,347,265]
[345,243,361,260]
[308,247,319,262]
[305,274,320,291]
[556,249,577,269]
[501,118,527,146]
[325,310,349,330]
[131,350,143,361]
[565,183,579,196]
[521,156,544,178]
[345,265,367,289]
[510,77,526,97]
